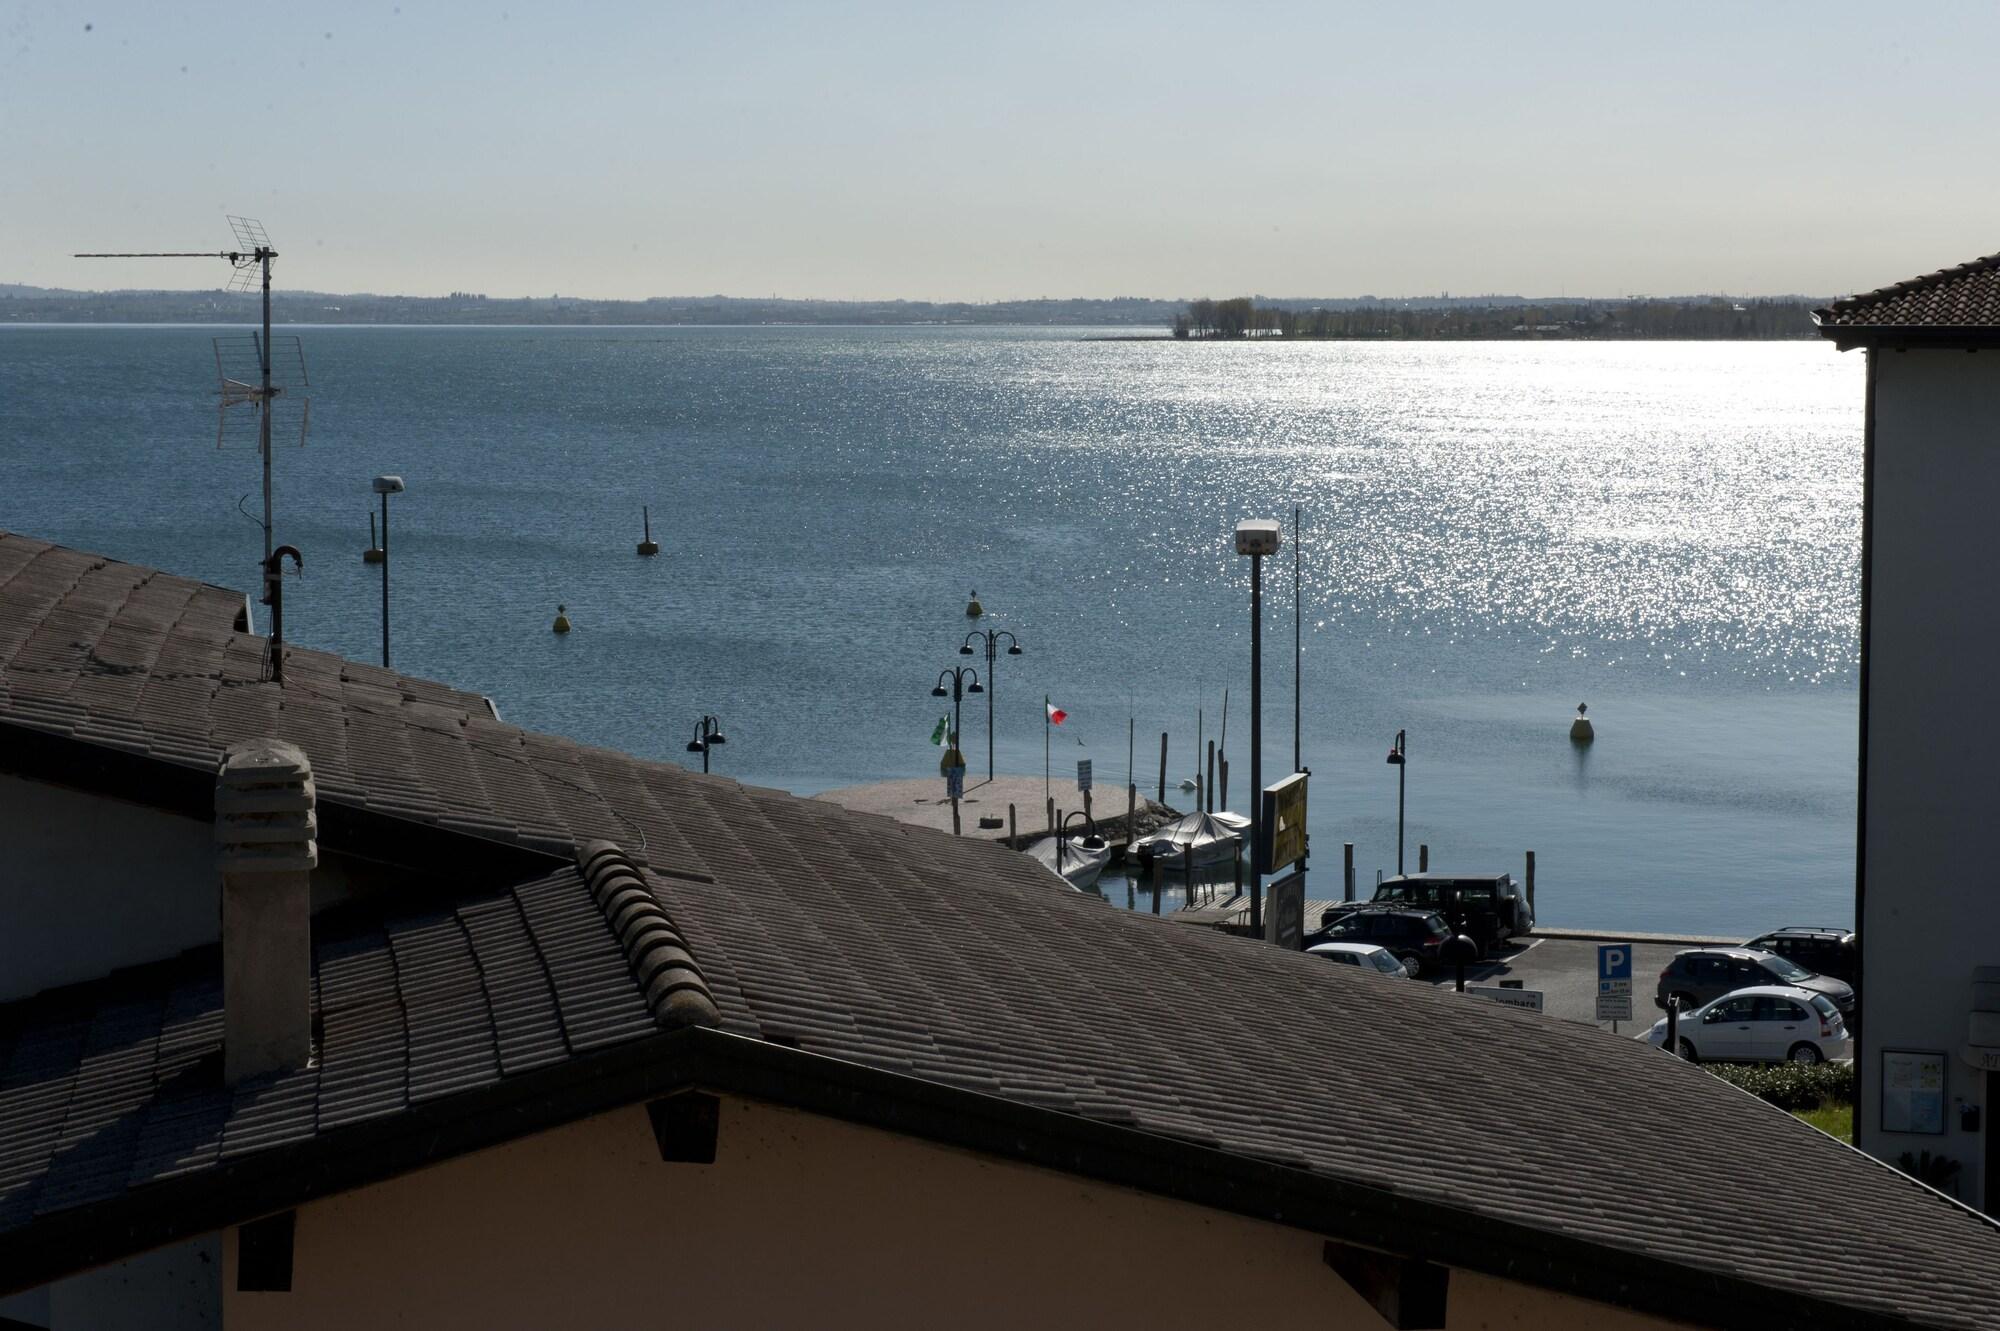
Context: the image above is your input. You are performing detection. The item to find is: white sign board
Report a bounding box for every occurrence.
[1076,759,1092,791]
[1468,986,1545,1013]
[1596,943,1634,1022]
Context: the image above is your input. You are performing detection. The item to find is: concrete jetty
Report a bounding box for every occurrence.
[814,775,1179,847]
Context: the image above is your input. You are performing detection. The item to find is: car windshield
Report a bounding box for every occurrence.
[1377,884,1436,904]
[1760,954,1813,981]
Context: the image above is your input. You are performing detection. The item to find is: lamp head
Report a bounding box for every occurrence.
[707,731,725,745]
[372,475,406,495]
[686,739,704,754]
[1234,518,1281,557]
[930,685,949,698]
[959,643,974,655]
[1385,749,1404,766]
[967,680,984,695]
[1006,643,1022,655]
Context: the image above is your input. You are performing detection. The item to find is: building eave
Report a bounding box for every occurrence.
[0,1026,1942,1331]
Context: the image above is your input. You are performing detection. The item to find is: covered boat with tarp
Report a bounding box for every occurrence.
[1129,810,1248,870]
[1023,832,1112,891]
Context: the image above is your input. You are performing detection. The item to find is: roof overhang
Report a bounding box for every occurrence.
[1813,314,2000,353]
[0,1026,1943,1331]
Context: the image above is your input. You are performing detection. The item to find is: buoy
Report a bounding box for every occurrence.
[637,505,659,557]
[362,510,385,564]
[1570,702,1594,743]
[553,604,572,635]
[965,588,984,618]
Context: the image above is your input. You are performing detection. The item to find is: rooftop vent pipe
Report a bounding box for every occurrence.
[216,739,317,1085]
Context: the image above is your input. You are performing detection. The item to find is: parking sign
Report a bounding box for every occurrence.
[1597,944,1634,1022]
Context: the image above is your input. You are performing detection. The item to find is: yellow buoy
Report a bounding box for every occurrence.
[965,588,984,618]
[553,604,572,635]
[1570,702,1594,743]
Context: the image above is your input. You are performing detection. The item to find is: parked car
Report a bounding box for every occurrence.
[1306,906,1453,978]
[1640,986,1851,1064]
[1306,941,1411,978]
[1361,873,1534,955]
[1655,947,1856,1018]
[1743,926,1858,988]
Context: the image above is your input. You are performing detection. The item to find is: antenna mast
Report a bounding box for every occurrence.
[77,216,293,566]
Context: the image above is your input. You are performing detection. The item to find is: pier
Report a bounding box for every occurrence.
[814,775,1180,849]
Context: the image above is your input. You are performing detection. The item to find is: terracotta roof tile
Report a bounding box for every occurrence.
[1816,250,2000,337]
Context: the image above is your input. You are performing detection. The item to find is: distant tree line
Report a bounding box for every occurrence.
[1171,296,1819,340]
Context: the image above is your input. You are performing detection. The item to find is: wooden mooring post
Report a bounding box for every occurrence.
[1126,782,1136,840]
[1206,740,1216,814]
[951,797,961,836]
[1525,849,1536,916]
[1343,842,1355,901]
[1419,843,1429,872]
[1157,732,1168,804]
[1009,804,1017,844]
[1046,797,1055,834]
[1150,850,1164,915]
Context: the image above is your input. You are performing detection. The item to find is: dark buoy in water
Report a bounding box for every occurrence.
[637,505,660,557]
[1570,702,1594,743]
[362,510,385,564]
[965,588,984,618]
[553,604,572,635]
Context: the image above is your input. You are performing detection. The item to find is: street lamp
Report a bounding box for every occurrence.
[960,628,1022,782]
[1235,518,1281,937]
[1386,728,1407,875]
[1058,808,1105,879]
[686,715,726,774]
[930,665,983,754]
[371,475,404,668]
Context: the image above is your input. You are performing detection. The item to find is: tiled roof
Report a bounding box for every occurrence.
[2,532,1999,1328]
[1815,250,2000,340]
[0,865,674,1234]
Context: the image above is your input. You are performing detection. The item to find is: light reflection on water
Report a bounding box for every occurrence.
[0,328,1860,934]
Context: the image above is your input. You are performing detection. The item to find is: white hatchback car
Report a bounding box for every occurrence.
[1640,985,1851,1064]
[1307,942,1411,978]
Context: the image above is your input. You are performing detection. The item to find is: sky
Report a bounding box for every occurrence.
[4,1,1998,301]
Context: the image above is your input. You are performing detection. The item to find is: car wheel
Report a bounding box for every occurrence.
[1398,952,1425,979]
[1788,1042,1823,1066]
[1678,1039,1699,1063]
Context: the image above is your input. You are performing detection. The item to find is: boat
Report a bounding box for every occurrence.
[1129,810,1248,870]
[1023,833,1112,891]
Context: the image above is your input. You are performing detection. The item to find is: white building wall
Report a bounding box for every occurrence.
[1861,348,2000,1209]
[0,772,215,1001]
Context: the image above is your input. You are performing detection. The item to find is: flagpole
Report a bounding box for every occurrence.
[1044,696,1051,802]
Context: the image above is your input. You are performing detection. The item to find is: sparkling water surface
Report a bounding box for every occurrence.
[0,326,1862,934]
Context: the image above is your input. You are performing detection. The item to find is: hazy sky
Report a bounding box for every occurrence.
[5,1,1997,300]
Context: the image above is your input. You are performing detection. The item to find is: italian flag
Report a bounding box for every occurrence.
[1045,698,1067,725]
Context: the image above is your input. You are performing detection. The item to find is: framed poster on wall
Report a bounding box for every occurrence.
[1881,1049,1948,1134]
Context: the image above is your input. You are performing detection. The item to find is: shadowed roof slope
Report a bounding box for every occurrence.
[1,530,1998,1329]
[1815,250,2000,346]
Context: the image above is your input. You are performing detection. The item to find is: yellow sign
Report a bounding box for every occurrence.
[1261,772,1307,874]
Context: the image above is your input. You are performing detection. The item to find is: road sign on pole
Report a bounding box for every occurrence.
[1596,943,1634,1023]
[1076,759,1092,792]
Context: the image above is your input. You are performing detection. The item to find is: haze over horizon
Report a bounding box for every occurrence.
[6,1,1997,302]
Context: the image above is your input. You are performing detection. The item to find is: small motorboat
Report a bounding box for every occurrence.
[1129,810,1248,870]
[1024,833,1112,891]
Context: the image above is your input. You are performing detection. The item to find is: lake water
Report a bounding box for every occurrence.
[0,326,1863,934]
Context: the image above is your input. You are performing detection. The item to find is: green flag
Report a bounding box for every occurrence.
[930,714,950,746]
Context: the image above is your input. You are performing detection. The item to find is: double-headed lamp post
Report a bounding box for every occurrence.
[371,475,405,668]
[1386,728,1407,875]
[930,666,984,751]
[1235,518,1282,938]
[960,629,1021,782]
[686,715,726,774]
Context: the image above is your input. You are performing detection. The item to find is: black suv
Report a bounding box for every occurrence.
[1743,927,1858,989]
[1356,874,1533,956]
[1307,906,1453,978]
[1655,947,1857,1017]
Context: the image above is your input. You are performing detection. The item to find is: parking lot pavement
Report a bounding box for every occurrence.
[1424,937,1686,1032]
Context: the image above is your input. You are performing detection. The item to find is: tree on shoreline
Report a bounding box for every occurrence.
[1169,295,1820,340]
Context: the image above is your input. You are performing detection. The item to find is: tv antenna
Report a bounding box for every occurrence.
[76,216,302,567]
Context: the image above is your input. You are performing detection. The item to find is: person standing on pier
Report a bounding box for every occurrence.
[941,731,967,801]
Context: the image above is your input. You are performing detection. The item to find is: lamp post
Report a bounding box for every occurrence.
[371,475,404,668]
[1386,728,1407,875]
[930,666,984,752]
[1235,519,1281,938]
[685,715,726,774]
[960,628,1021,783]
[1058,808,1105,880]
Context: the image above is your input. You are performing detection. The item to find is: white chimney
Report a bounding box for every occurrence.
[215,739,317,1085]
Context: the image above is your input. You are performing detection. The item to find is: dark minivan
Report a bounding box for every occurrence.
[1743,927,1859,989]
[1656,947,1857,1017]
[1366,873,1534,955]
[1308,907,1454,979]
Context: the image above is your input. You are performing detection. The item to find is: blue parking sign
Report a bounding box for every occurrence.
[1598,944,1632,983]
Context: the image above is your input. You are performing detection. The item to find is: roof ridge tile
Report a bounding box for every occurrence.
[576,841,718,1031]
